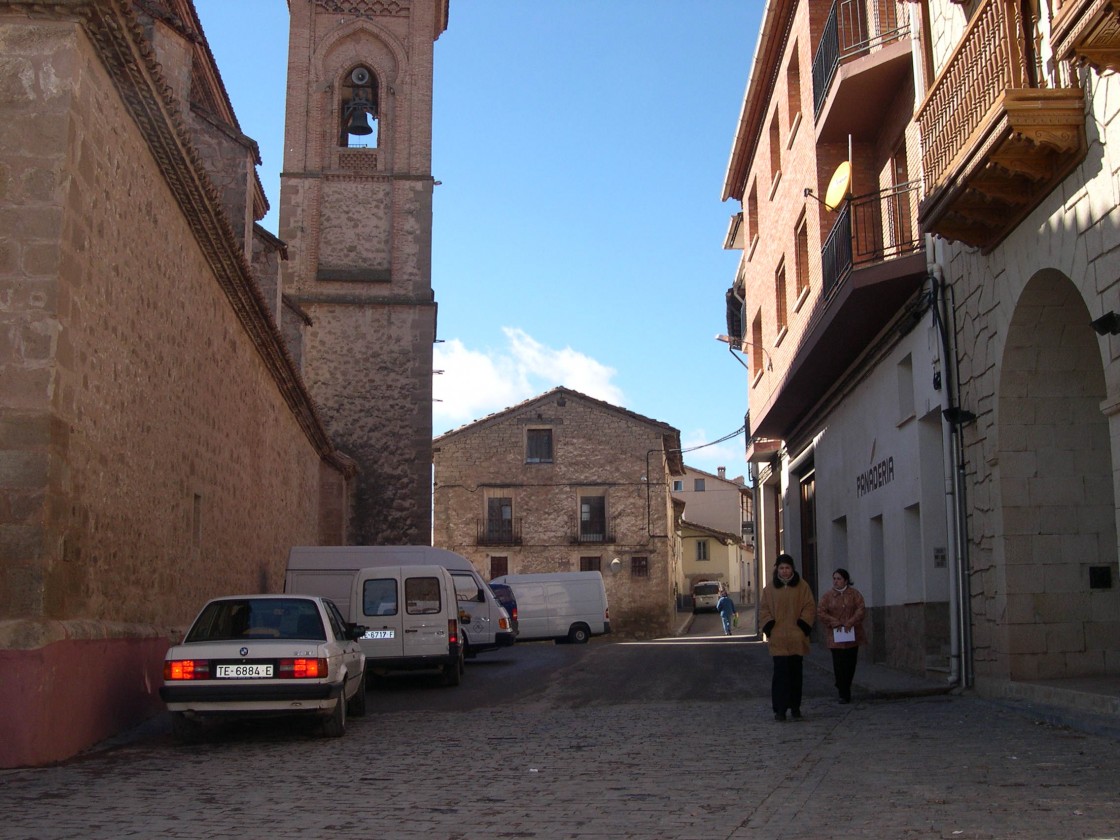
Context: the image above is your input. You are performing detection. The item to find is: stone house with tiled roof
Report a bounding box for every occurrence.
[433,387,686,638]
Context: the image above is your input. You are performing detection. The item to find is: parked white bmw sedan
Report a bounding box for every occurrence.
[160,595,367,740]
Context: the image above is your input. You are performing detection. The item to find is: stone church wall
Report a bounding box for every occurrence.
[0,11,340,767]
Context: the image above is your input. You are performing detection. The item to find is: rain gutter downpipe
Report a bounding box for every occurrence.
[929,237,974,689]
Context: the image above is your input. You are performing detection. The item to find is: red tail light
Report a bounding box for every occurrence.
[448,618,459,645]
[511,606,518,621]
[277,658,327,678]
[164,660,210,680]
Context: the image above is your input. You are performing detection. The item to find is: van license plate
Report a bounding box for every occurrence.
[363,630,395,639]
[216,664,272,678]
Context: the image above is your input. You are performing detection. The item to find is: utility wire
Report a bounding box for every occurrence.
[676,424,746,455]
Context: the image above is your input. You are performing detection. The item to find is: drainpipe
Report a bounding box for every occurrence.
[749,460,761,636]
[929,237,973,689]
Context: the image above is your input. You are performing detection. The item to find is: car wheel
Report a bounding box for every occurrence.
[347,671,367,717]
[322,694,347,738]
[568,624,590,644]
[170,712,202,744]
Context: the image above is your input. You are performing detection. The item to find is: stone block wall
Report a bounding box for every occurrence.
[0,11,345,766]
[942,60,1120,683]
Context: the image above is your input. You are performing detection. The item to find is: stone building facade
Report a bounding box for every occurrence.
[917,0,1120,689]
[433,388,685,639]
[278,0,448,545]
[0,0,351,767]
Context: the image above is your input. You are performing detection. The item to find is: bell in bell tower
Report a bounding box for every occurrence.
[279,0,449,545]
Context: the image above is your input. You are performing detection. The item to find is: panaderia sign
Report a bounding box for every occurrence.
[856,456,894,498]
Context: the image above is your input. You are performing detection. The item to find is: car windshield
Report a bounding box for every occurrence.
[185,598,326,642]
[694,584,720,597]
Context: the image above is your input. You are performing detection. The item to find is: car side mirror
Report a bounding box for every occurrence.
[348,624,367,640]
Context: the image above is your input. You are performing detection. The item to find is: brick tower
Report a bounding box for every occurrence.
[279,0,448,545]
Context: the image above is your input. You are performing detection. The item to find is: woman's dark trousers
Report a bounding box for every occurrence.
[831,647,859,702]
[771,655,804,715]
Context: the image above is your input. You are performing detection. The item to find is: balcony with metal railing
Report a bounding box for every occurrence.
[476,517,523,546]
[748,181,927,442]
[567,513,618,545]
[822,181,922,297]
[916,0,1086,252]
[812,0,912,142]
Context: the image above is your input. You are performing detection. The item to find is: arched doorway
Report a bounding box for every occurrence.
[998,270,1119,680]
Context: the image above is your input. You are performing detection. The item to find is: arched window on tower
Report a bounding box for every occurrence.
[340,65,379,148]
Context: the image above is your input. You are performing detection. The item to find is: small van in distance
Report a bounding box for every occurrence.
[490,571,609,644]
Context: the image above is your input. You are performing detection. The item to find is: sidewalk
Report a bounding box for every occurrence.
[674,606,949,701]
[675,607,1120,738]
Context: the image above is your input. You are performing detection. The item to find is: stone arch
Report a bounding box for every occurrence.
[997,269,1119,680]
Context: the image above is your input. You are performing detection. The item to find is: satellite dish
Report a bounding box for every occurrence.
[609,558,622,575]
[824,160,852,211]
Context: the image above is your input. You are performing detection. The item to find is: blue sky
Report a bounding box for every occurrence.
[194,0,762,480]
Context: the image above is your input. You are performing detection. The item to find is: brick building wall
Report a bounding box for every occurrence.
[0,2,348,767]
[433,389,684,639]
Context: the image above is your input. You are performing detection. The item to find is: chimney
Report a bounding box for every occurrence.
[717,466,726,479]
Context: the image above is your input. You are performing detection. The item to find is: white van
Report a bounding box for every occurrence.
[285,546,515,658]
[489,572,610,644]
[352,565,465,686]
[692,580,722,613]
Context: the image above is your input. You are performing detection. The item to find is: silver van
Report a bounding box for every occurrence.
[286,546,515,658]
[692,580,722,613]
[490,572,609,644]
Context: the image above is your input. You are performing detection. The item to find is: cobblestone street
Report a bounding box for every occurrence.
[2,633,1118,840]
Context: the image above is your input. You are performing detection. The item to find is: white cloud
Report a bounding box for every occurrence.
[433,327,624,434]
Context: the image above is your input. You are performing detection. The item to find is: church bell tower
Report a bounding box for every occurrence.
[280,0,448,545]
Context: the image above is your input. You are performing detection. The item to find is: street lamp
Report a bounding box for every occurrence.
[715,334,773,371]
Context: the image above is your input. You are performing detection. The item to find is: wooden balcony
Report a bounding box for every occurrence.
[1051,0,1120,73]
[916,0,1086,253]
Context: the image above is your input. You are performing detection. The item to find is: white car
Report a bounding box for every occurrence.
[160,595,367,740]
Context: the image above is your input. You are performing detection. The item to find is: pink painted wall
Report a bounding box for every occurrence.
[0,636,168,769]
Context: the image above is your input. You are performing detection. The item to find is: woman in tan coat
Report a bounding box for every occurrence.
[816,567,867,704]
[758,553,816,721]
